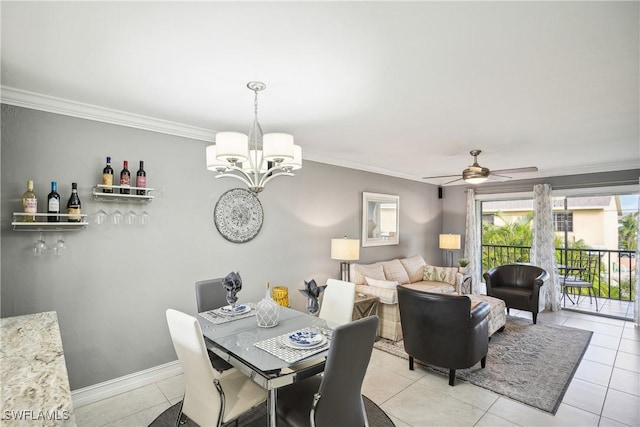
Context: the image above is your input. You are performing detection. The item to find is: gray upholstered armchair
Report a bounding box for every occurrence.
[397,286,490,386]
[483,263,549,324]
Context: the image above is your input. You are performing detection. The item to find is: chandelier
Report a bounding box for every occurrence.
[206,81,302,193]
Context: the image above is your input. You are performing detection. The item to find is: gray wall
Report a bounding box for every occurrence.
[1,104,442,389]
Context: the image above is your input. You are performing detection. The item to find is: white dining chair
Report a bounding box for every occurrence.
[165,309,267,427]
[318,278,356,327]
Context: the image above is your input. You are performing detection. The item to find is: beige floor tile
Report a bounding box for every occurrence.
[155,373,185,401]
[621,325,640,342]
[369,347,427,381]
[475,412,521,426]
[362,364,417,405]
[561,378,607,415]
[420,377,500,411]
[598,415,636,427]
[488,397,558,426]
[583,345,618,366]
[601,389,640,426]
[574,359,613,387]
[614,352,640,373]
[618,338,640,356]
[589,333,621,350]
[564,318,624,338]
[380,376,486,426]
[609,367,640,396]
[73,384,168,427]
[102,401,170,427]
[549,403,601,426]
[386,413,411,427]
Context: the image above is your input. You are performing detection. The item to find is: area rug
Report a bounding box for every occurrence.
[374,316,592,414]
[149,395,394,426]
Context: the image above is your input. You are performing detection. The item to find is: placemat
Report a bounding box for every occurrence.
[197,307,256,325]
[254,328,331,364]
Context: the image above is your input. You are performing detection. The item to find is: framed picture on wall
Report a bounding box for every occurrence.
[362,192,399,247]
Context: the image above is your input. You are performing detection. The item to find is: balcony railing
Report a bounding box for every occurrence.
[481,244,636,302]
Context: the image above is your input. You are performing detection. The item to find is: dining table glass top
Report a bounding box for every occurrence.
[197,305,330,375]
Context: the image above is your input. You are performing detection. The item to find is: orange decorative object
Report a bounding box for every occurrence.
[272,286,289,307]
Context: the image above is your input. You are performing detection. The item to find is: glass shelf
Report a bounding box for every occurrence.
[12,213,88,231]
[92,184,154,203]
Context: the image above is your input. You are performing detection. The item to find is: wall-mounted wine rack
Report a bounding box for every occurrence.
[11,213,89,231]
[92,184,154,203]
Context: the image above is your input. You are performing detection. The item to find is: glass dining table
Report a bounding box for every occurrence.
[197,304,331,427]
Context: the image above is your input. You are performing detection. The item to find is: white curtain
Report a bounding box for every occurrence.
[464,188,480,295]
[531,183,560,311]
[634,178,639,326]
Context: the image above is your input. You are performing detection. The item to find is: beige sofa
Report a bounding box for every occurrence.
[350,255,463,341]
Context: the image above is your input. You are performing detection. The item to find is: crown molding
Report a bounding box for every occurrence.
[0,86,215,142]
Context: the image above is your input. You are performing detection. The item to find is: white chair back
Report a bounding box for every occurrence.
[319,279,356,326]
[166,309,223,426]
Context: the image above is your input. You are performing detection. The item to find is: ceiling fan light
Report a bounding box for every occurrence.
[263,133,294,162]
[215,131,249,163]
[463,167,489,184]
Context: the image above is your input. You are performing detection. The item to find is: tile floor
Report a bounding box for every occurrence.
[74,309,639,427]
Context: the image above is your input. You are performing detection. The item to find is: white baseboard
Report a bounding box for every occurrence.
[71,360,183,408]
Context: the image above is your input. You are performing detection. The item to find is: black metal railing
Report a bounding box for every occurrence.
[481,244,636,302]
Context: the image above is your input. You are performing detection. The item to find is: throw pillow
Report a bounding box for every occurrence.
[423,265,458,285]
[365,277,400,289]
[379,259,410,284]
[354,263,386,285]
[400,255,427,282]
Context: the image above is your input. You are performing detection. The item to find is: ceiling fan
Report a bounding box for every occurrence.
[422,150,538,185]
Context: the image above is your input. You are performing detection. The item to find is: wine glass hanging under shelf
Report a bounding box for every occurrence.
[92,185,155,203]
[11,213,89,231]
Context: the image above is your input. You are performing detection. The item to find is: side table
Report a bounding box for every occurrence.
[352,293,380,321]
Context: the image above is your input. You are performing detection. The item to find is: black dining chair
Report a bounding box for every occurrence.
[195,278,234,372]
[276,315,379,427]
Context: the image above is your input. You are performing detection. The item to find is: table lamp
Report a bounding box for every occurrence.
[331,236,360,282]
[439,233,461,267]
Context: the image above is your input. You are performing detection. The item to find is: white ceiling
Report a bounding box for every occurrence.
[2,1,639,185]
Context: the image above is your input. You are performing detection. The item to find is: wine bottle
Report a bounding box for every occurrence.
[22,179,37,222]
[102,156,114,193]
[119,160,130,194]
[47,181,61,222]
[135,160,146,195]
[66,182,82,222]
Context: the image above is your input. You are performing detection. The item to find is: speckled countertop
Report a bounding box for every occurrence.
[1,311,76,426]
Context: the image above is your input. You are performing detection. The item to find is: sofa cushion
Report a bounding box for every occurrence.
[423,265,458,285]
[352,263,386,286]
[400,255,427,283]
[365,277,400,289]
[403,281,457,294]
[379,259,410,284]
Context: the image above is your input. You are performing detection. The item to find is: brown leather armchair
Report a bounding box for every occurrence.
[397,285,490,386]
[483,263,549,324]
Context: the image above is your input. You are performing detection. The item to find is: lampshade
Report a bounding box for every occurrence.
[280,144,302,170]
[206,145,229,172]
[439,234,461,250]
[263,133,294,162]
[215,131,249,162]
[330,238,360,261]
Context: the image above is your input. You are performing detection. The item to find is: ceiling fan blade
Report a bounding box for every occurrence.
[442,177,463,185]
[422,174,459,180]
[492,166,538,175]
[490,173,513,182]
